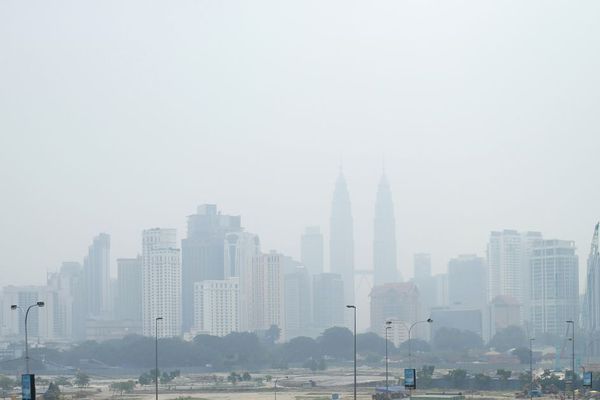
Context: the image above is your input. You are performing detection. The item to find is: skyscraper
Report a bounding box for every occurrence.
[584,223,600,350]
[301,226,324,276]
[142,228,181,337]
[487,230,542,320]
[245,251,285,337]
[284,266,312,339]
[373,172,398,284]
[312,273,345,332]
[181,204,242,332]
[447,254,487,309]
[329,170,354,305]
[413,253,431,281]
[530,239,579,336]
[370,282,422,339]
[84,233,111,318]
[116,256,142,321]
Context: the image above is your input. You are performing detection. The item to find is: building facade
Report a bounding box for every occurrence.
[312,273,345,333]
[84,233,111,318]
[373,172,398,284]
[116,256,142,322]
[530,239,579,336]
[181,204,242,332]
[301,226,324,276]
[448,254,487,309]
[142,228,181,337]
[330,171,355,306]
[193,278,239,337]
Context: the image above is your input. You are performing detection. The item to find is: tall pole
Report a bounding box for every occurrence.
[567,320,575,400]
[155,317,163,400]
[347,305,357,400]
[408,318,433,370]
[530,338,535,400]
[11,302,44,375]
[385,321,392,395]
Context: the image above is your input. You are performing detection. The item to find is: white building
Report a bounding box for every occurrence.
[284,266,311,338]
[193,278,239,337]
[142,228,181,338]
[487,230,542,321]
[245,251,285,338]
[530,239,579,336]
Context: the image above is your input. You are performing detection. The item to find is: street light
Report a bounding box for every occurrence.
[346,305,357,400]
[530,338,535,400]
[11,301,45,374]
[408,318,433,370]
[274,375,288,400]
[155,317,163,400]
[385,321,392,395]
[566,320,575,400]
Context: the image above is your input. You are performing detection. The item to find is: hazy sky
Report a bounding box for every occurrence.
[2,1,600,327]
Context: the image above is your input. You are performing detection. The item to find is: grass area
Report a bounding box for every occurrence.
[294,396,331,400]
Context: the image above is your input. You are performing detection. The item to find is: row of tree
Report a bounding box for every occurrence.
[25,325,558,371]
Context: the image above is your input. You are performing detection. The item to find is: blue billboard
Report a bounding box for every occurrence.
[404,368,416,389]
[583,371,592,388]
[22,374,35,400]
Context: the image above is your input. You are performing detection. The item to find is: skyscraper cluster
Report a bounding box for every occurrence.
[0,169,594,352]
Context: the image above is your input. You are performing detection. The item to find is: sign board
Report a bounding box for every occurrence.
[404,368,416,389]
[22,374,35,400]
[583,371,593,388]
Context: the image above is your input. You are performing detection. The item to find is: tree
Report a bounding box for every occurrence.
[281,336,320,362]
[264,325,281,345]
[497,369,512,381]
[417,366,435,389]
[512,347,531,364]
[138,372,152,386]
[357,332,390,356]
[74,372,90,388]
[474,373,492,390]
[43,382,60,400]
[318,327,353,359]
[318,358,327,371]
[303,358,318,371]
[433,328,483,352]
[242,372,252,381]
[110,381,135,396]
[0,376,14,391]
[488,325,528,352]
[447,369,468,389]
[397,339,431,354]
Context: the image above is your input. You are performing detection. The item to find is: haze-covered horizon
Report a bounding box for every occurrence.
[2,0,600,296]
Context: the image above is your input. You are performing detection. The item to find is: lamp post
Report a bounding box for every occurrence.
[346,305,357,400]
[530,338,535,400]
[385,321,392,395]
[11,301,45,375]
[155,317,163,400]
[566,320,575,400]
[408,318,433,370]
[274,375,288,400]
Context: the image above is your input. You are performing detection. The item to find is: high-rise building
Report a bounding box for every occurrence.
[181,204,242,332]
[193,278,239,337]
[301,226,324,276]
[116,256,142,321]
[448,254,487,309]
[530,239,579,336]
[1,285,59,340]
[487,295,522,340]
[312,273,345,333]
[430,306,483,338]
[330,171,355,306]
[370,282,422,339]
[83,233,111,317]
[487,230,542,318]
[142,228,181,337]
[373,172,398,284]
[584,223,600,352]
[46,262,85,340]
[414,253,431,281]
[284,266,312,339]
[244,251,285,337]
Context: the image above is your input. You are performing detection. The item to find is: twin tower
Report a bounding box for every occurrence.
[329,169,399,305]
